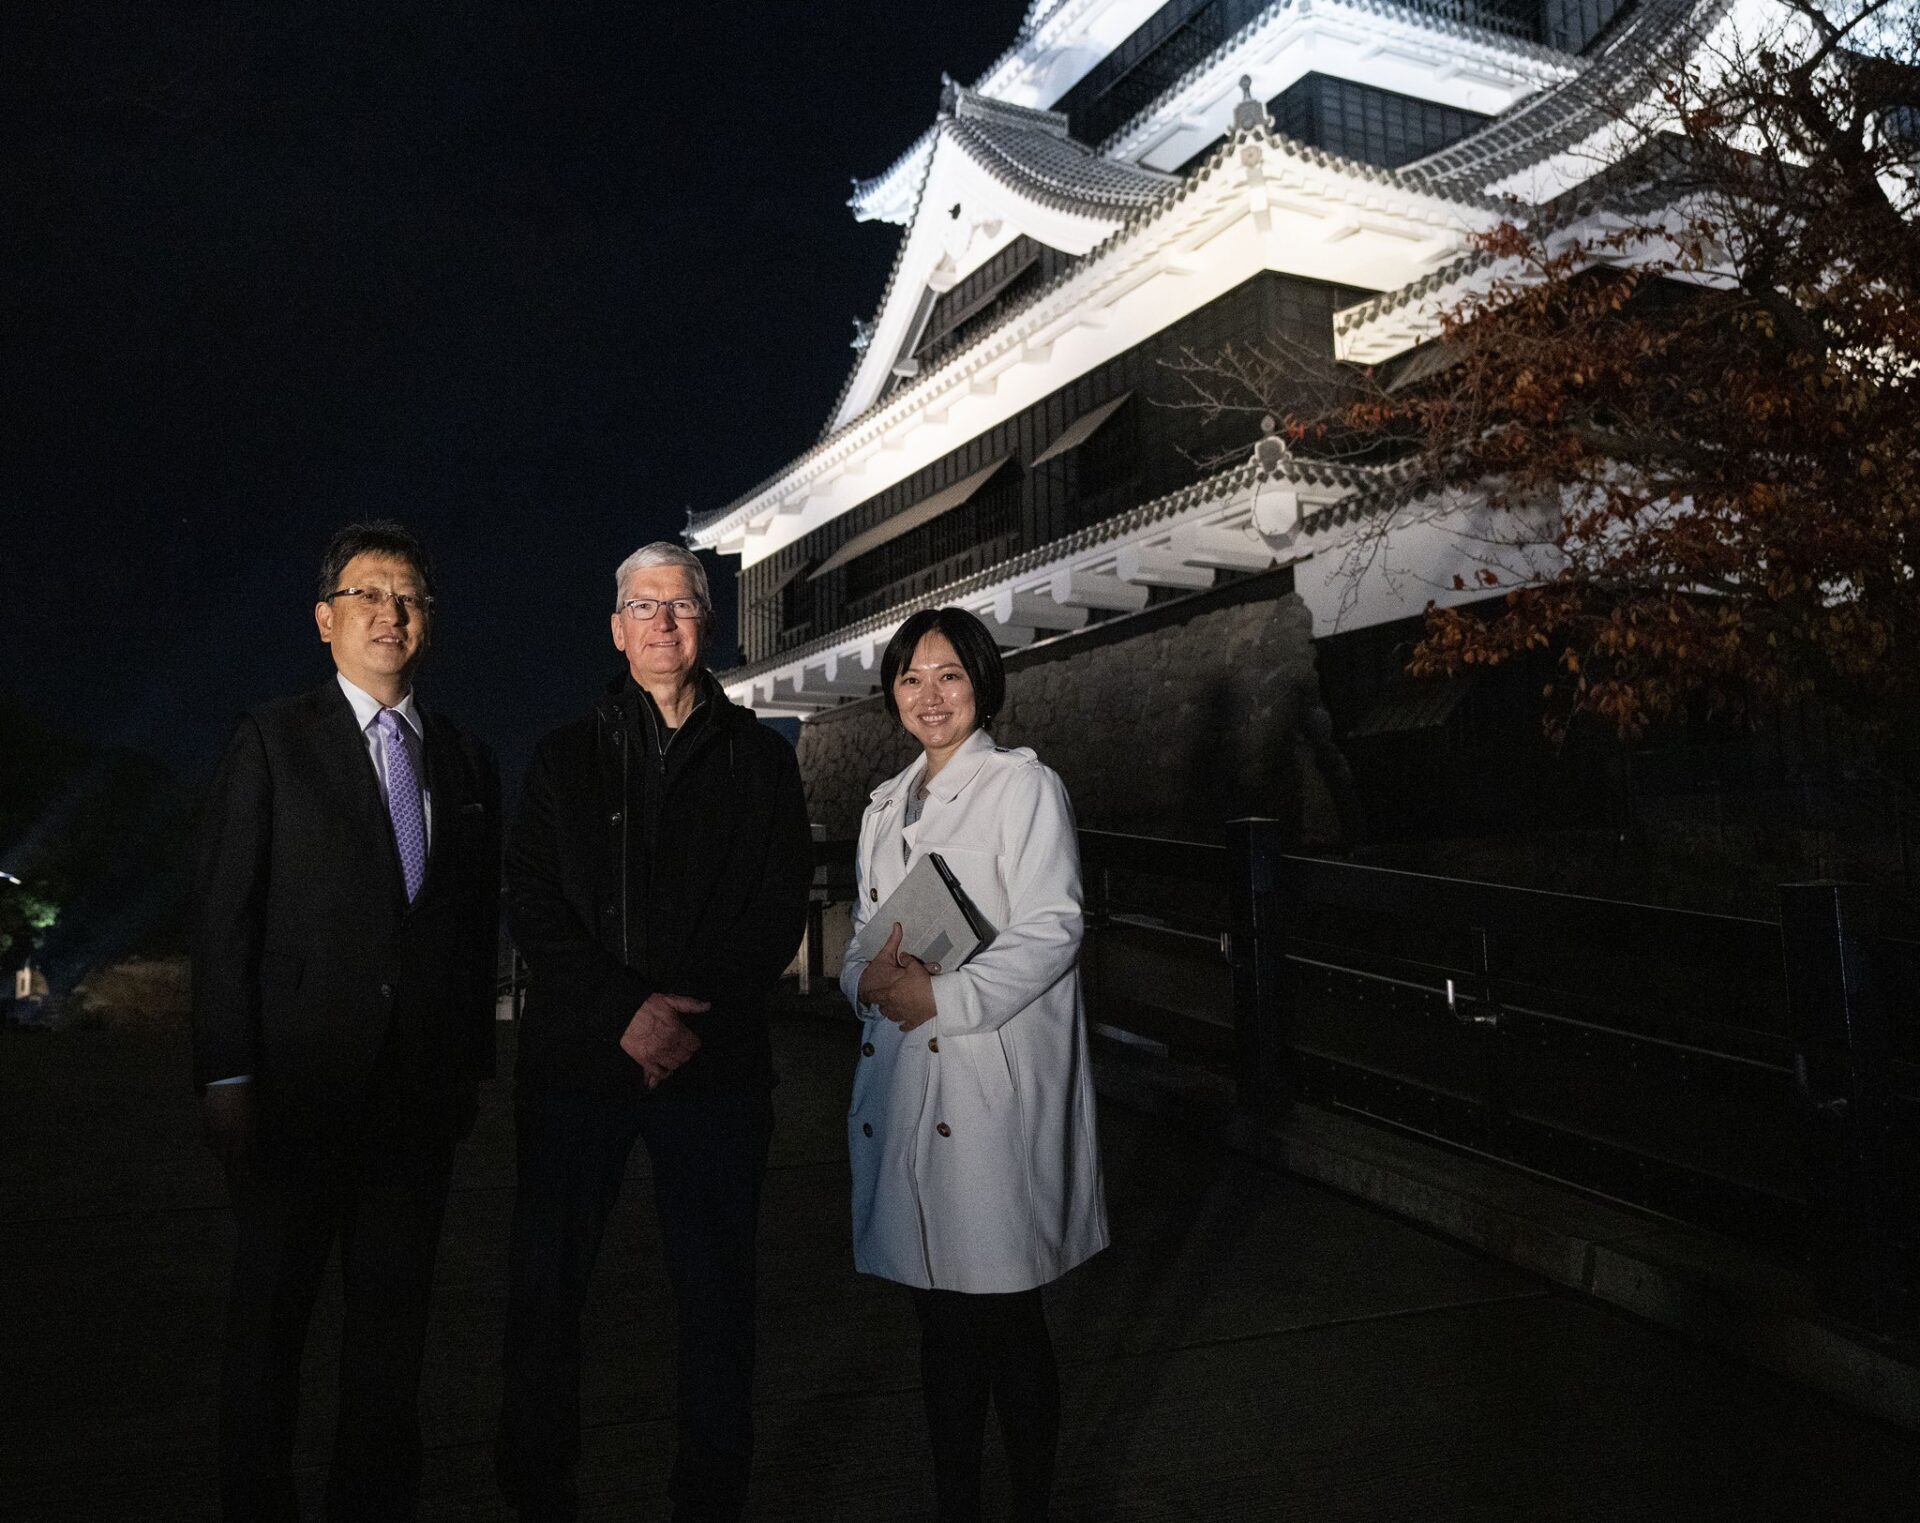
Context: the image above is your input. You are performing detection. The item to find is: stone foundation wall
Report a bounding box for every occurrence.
[794,579,1356,846]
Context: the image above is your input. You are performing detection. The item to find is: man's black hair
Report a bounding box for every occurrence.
[879,607,1007,729]
[317,520,437,603]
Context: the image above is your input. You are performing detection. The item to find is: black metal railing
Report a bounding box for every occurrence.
[801,820,1918,1341]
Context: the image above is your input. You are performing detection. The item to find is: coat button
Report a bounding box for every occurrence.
[862,1122,873,1137]
[870,887,878,902]
[609,810,622,824]
[935,1122,951,1138]
[928,1038,938,1053]
[861,1042,875,1057]
[380,983,393,999]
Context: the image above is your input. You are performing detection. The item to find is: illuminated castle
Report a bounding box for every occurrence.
[688,0,1719,838]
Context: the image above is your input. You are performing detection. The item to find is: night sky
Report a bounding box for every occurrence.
[9,1,1031,788]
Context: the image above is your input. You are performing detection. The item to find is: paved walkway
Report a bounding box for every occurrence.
[4,1009,1917,1521]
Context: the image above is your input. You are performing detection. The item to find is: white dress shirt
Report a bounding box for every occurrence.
[208,675,431,1087]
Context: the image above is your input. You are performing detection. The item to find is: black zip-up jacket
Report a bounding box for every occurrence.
[505,671,812,1098]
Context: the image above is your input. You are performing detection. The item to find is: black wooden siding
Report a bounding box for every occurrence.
[1541,0,1635,52]
[1270,75,1492,171]
[738,271,1368,664]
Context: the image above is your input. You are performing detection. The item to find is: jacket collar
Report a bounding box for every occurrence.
[597,667,729,728]
[869,726,997,807]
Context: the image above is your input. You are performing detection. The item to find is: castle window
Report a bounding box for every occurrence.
[1270,75,1491,170]
[825,459,1024,616]
[1033,392,1140,509]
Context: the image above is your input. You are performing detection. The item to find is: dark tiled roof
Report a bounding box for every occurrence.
[1402,0,1727,193]
[850,86,1167,219]
[946,112,1176,215]
[1334,250,1494,336]
[947,83,1075,135]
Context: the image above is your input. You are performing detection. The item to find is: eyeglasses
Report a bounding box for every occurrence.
[620,598,704,622]
[327,587,434,615]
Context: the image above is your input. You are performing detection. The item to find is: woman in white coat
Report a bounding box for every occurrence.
[843,607,1107,1523]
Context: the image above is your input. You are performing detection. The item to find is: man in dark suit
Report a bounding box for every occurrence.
[192,519,501,1523]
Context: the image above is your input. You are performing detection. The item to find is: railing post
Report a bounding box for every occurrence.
[800,824,828,998]
[1226,817,1291,1113]
[1779,881,1901,1332]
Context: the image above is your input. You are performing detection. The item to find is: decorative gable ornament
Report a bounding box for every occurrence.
[1233,76,1272,134]
[1254,415,1292,471]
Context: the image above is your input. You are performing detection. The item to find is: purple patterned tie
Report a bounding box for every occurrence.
[375,709,427,903]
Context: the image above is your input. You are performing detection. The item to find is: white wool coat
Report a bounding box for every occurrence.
[842,728,1108,1293]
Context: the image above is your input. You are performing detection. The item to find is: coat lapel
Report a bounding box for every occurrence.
[925,728,997,805]
[867,729,997,883]
[413,709,456,905]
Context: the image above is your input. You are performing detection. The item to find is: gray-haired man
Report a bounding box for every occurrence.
[495,543,812,1521]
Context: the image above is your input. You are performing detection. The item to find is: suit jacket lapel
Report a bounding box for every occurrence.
[312,679,408,911]
[414,708,454,905]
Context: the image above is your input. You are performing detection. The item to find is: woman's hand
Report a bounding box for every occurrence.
[856,921,907,1006]
[857,921,940,1033]
[877,955,937,1032]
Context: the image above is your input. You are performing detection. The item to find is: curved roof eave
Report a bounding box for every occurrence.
[1401,0,1731,194]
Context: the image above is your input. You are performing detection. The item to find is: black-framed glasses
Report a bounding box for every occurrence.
[620,597,704,622]
[327,587,435,615]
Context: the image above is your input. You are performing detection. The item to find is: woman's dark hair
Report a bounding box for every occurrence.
[880,607,1007,730]
[316,520,437,603]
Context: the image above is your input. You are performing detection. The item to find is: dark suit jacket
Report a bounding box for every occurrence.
[191,677,502,1144]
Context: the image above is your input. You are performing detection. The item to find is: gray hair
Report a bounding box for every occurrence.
[612,541,711,613]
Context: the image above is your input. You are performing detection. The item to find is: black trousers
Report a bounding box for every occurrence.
[911,1286,1061,1523]
[496,1087,774,1523]
[218,1126,457,1523]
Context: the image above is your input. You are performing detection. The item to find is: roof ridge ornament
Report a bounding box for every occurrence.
[1232,75,1271,134]
[1254,414,1292,470]
[939,75,1074,138]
